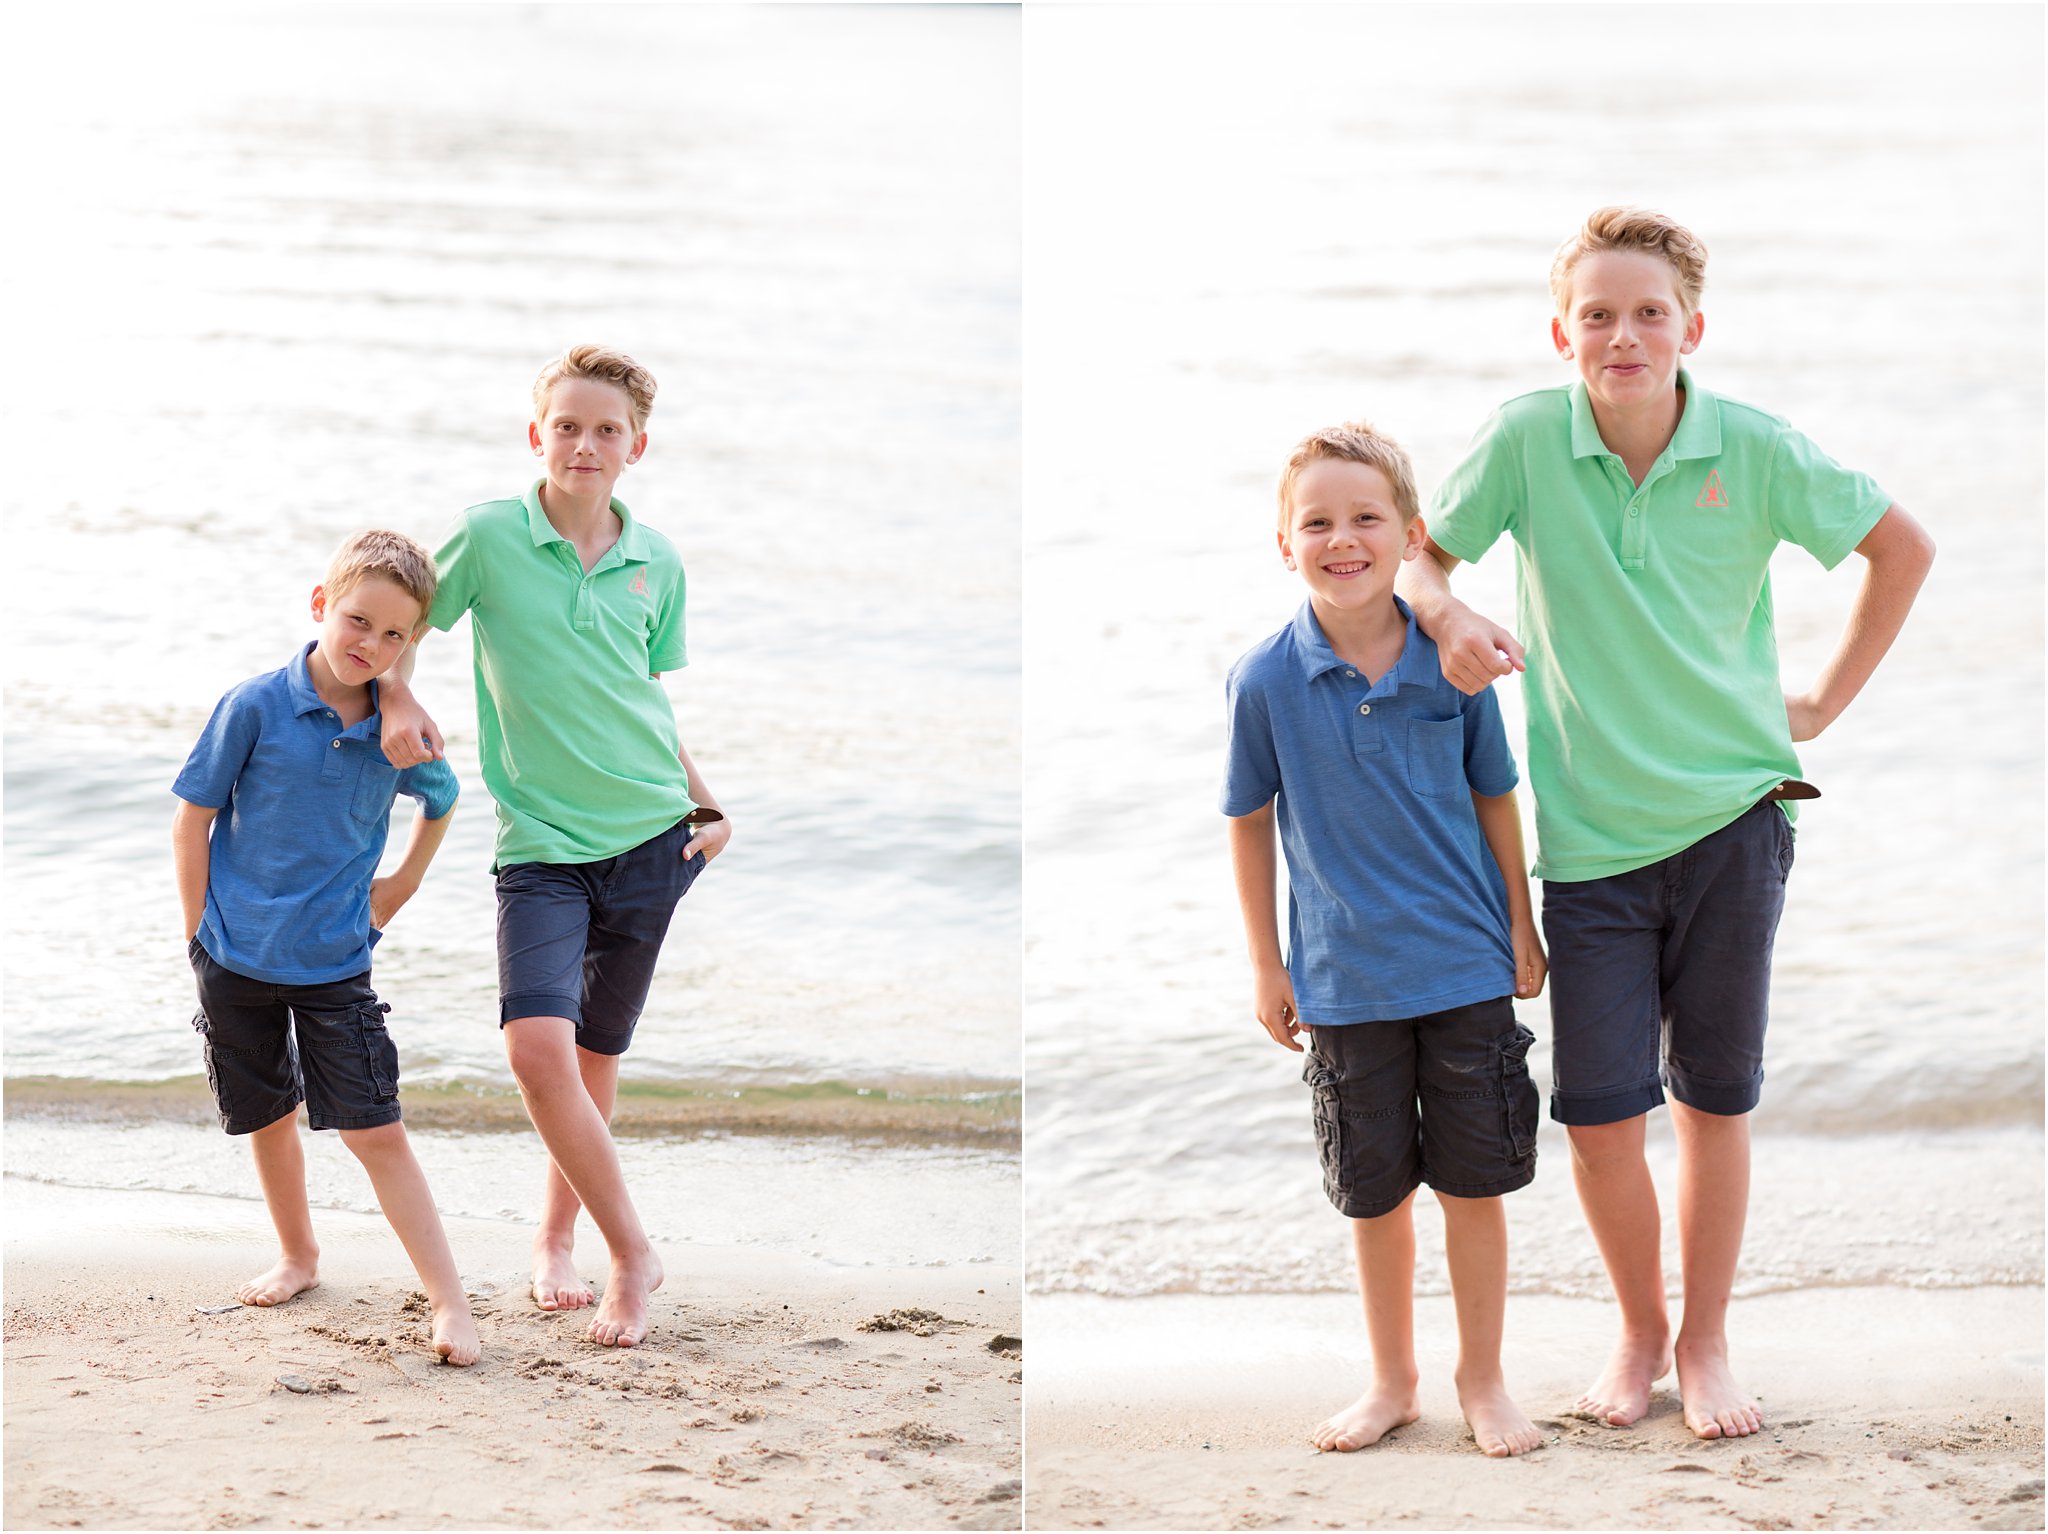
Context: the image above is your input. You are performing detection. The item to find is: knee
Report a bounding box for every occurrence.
[339,1122,407,1160]
[505,1023,576,1092]
[1566,1121,1644,1175]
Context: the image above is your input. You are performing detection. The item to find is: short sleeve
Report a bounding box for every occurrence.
[1765,425,1891,571]
[1460,683,1518,798]
[173,689,261,808]
[647,557,688,673]
[1221,667,1281,817]
[1428,407,1522,565]
[396,758,460,820]
[428,513,481,632]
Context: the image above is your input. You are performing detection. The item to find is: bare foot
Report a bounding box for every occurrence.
[1675,1338,1761,1439]
[1310,1383,1421,1452]
[1457,1374,1544,1457]
[432,1301,481,1367]
[587,1246,664,1347]
[1574,1328,1672,1426]
[236,1253,320,1307]
[531,1241,594,1311]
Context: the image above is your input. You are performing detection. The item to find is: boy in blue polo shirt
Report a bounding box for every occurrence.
[1225,421,1548,1458]
[172,530,478,1366]
[1400,207,1935,1439]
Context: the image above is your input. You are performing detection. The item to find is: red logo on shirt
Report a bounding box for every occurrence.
[628,570,649,596]
[1695,470,1729,509]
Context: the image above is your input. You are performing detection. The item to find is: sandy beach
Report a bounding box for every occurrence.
[4,1179,1022,1531]
[1027,1290,2042,1531]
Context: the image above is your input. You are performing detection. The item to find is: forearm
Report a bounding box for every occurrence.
[677,739,724,815]
[1394,541,1467,636]
[1471,789,1534,924]
[171,803,217,940]
[1227,805,1286,973]
[1799,506,1936,731]
[384,805,454,893]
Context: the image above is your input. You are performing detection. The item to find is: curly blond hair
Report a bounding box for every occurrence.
[1550,206,1708,320]
[1276,420,1421,533]
[532,345,658,435]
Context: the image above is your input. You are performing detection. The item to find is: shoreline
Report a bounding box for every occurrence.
[1026,1289,2043,1530]
[4,1180,1023,1530]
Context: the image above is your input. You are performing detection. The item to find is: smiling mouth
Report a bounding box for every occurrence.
[1323,561,1370,576]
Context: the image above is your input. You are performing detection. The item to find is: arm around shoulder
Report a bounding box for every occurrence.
[1397,538,1526,696]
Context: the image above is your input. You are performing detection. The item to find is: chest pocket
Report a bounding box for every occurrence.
[1403,716,1466,800]
[351,752,400,825]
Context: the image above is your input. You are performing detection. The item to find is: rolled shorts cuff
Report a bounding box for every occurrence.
[1327,1171,1423,1221]
[1551,1076,1665,1126]
[572,1026,635,1059]
[221,1092,305,1138]
[1665,1065,1764,1117]
[500,992,585,1027]
[307,1103,404,1133]
[1425,1164,1537,1202]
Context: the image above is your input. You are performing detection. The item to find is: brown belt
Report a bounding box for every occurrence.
[1764,779,1820,802]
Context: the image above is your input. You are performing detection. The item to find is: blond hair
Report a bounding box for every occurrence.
[325,529,437,628]
[1277,420,1422,532]
[1550,206,1708,320]
[532,344,658,435]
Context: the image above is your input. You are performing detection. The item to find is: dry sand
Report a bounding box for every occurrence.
[4,1180,1021,1530]
[1027,1289,2042,1531]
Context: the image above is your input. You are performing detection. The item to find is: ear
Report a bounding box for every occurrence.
[1551,316,1572,359]
[1276,525,1296,570]
[1401,513,1428,561]
[625,430,648,467]
[310,583,328,620]
[529,420,544,455]
[1680,309,1705,354]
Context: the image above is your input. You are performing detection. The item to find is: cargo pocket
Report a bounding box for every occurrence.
[1496,1022,1538,1164]
[1304,1053,1347,1202]
[354,1002,400,1103]
[192,1009,233,1126]
[1403,716,1465,800]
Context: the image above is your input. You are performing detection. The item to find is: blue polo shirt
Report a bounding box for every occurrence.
[174,643,460,985]
[1222,598,1519,1025]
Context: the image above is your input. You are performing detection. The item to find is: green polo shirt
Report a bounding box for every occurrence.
[430,482,696,866]
[1430,370,1891,882]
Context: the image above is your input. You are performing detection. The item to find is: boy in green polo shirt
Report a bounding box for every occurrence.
[1399,208,1934,1440]
[379,345,729,1349]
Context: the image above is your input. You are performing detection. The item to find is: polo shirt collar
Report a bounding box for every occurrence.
[1568,367,1723,463]
[520,479,649,562]
[286,641,383,732]
[1288,596,1436,693]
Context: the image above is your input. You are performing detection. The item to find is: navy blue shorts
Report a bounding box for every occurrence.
[188,940,402,1135]
[495,817,706,1057]
[1304,996,1539,1219]
[1541,798,1795,1126]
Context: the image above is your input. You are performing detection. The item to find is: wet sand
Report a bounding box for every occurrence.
[1027,1289,2043,1530]
[4,1180,1022,1530]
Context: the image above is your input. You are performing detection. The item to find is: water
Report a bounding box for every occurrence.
[1022,5,2043,1298]
[3,5,1021,1249]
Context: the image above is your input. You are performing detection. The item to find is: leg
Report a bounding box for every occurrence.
[504,1017,662,1346]
[338,1122,480,1366]
[1659,802,1789,1441]
[1670,1102,1759,1438]
[1439,1193,1542,1456]
[1566,1115,1672,1425]
[531,1047,621,1310]
[239,1107,322,1305]
[1313,1192,1422,1452]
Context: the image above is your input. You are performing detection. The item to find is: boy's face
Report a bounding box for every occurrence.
[310,575,425,688]
[1278,459,1424,613]
[530,376,646,500]
[1551,249,1704,415]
